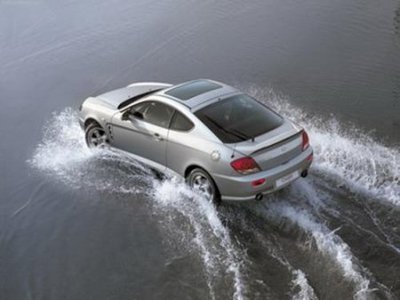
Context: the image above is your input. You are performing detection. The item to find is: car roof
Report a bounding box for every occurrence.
[157,79,238,110]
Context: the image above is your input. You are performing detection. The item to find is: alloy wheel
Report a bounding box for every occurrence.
[190,173,215,201]
[87,127,108,148]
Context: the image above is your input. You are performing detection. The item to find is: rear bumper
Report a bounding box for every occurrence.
[213,147,313,201]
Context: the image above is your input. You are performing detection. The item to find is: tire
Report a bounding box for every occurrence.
[85,123,109,148]
[186,168,221,205]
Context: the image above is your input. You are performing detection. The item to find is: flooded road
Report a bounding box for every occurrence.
[1,1,399,299]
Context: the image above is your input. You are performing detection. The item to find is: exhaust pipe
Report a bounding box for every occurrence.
[301,170,308,178]
[255,193,263,201]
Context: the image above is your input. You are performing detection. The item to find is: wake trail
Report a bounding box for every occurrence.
[152,177,247,300]
[291,270,318,300]
[254,228,318,300]
[264,201,373,299]
[257,174,395,298]
[295,178,400,256]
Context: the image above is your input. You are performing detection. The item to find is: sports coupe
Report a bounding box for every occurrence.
[79,79,313,203]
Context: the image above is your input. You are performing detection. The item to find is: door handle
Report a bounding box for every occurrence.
[153,133,163,141]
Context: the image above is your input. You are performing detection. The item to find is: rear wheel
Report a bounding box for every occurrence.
[186,168,221,205]
[85,123,108,148]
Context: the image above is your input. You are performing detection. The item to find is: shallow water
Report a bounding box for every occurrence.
[1,1,400,299]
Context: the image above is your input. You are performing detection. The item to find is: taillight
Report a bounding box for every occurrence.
[302,130,310,151]
[230,157,260,175]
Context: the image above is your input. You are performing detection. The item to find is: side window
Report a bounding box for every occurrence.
[170,111,194,131]
[130,102,150,115]
[132,101,174,128]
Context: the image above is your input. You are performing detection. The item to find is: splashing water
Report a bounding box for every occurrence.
[29,108,92,177]
[28,108,154,193]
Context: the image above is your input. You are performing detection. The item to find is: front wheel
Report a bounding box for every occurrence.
[186,168,221,205]
[85,123,109,148]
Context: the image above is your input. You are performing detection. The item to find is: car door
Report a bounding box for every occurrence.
[166,110,196,175]
[110,100,175,170]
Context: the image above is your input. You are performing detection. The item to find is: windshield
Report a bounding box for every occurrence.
[195,94,284,143]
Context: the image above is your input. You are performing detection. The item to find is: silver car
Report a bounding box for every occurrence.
[79,79,313,203]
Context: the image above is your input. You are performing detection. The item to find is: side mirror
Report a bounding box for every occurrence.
[121,110,144,121]
[132,111,144,120]
[121,110,131,121]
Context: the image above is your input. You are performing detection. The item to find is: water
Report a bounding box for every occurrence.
[1,1,400,299]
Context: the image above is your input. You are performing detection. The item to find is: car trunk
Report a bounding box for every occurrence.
[233,121,302,171]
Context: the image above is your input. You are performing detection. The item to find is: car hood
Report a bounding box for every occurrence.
[96,82,172,109]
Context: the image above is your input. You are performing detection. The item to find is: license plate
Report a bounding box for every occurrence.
[275,171,299,188]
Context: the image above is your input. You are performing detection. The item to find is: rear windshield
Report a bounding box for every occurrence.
[195,94,283,143]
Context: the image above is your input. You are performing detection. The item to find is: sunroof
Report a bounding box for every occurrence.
[165,80,222,100]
